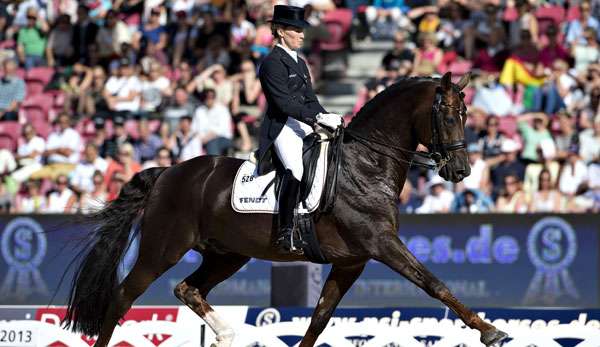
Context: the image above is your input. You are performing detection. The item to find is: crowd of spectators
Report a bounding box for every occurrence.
[364,0,600,213]
[0,0,598,214]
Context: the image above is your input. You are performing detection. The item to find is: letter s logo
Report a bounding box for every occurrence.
[542,227,562,262]
[14,227,33,261]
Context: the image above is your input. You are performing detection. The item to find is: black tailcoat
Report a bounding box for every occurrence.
[256,45,326,175]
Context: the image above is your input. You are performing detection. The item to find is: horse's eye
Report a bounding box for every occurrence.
[445,117,456,125]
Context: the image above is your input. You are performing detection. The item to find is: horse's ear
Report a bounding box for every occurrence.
[456,72,471,91]
[440,72,452,91]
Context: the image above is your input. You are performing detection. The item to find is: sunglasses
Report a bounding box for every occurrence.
[27,16,37,20]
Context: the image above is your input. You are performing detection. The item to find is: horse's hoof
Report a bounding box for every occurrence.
[480,328,508,346]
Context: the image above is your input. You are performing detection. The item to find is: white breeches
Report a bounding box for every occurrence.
[274,117,313,181]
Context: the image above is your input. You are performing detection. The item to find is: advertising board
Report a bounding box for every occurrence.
[0,214,597,307]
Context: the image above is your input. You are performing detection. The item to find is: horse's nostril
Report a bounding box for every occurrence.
[456,169,466,176]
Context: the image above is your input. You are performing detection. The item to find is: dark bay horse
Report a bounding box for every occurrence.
[63,72,507,347]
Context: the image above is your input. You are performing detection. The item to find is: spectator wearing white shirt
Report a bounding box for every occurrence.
[11,124,45,183]
[173,115,202,162]
[579,116,600,164]
[192,89,233,156]
[103,58,142,114]
[559,150,589,196]
[140,62,172,113]
[416,176,455,213]
[70,143,108,194]
[32,113,82,180]
[45,175,75,213]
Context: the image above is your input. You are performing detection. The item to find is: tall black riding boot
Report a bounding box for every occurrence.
[275,169,303,253]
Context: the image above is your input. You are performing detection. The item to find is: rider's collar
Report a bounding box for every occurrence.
[276,44,298,63]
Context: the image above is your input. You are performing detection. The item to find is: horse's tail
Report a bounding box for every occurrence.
[63,167,167,336]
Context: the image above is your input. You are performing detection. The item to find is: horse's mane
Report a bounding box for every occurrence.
[349,76,439,127]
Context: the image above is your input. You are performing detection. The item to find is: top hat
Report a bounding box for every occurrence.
[269,5,309,28]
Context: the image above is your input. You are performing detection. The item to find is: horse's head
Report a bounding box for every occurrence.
[419,72,470,183]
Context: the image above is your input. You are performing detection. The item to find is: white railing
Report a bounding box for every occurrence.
[2,319,600,346]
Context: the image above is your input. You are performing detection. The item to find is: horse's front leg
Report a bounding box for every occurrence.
[371,232,508,347]
[299,262,366,347]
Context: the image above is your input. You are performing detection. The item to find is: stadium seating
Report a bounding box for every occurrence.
[25,67,54,95]
[20,93,54,124]
[0,121,20,152]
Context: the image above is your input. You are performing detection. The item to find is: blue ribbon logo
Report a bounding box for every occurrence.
[524,217,578,305]
[1,217,49,303]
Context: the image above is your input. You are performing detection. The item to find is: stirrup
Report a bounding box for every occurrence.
[275,229,305,255]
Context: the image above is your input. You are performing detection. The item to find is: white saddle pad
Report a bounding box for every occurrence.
[231,141,330,214]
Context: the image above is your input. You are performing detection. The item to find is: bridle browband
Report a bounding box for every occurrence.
[345,86,467,172]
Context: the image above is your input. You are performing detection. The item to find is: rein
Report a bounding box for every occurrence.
[344,88,467,172]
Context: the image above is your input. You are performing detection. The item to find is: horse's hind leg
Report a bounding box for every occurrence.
[372,233,507,347]
[299,262,366,347]
[174,252,250,347]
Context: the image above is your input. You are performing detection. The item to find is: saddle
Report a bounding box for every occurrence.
[232,128,344,263]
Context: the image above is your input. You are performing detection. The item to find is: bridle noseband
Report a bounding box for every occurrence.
[345,86,467,172]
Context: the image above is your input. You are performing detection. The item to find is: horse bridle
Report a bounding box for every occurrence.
[345,87,467,172]
[428,89,467,169]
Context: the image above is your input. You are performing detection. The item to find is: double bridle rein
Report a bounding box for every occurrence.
[345,87,467,172]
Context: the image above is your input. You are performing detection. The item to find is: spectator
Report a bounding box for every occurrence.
[72,5,100,65]
[507,0,539,47]
[532,60,577,115]
[168,10,194,66]
[164,87,197,129]
[100,116,133,159]
[134,7,168,64]
[464,107,487,145]
[46,14,74,67]
[188,64,234,108]
[104,142,141,190]
[538,25,570,69]
[451,188,495,213]
[32,113,82,180]
[231,60,262,115]
[579,115,600,163]
[416,176,454,213]
[107,171,126,201]
[14,180,46,213]
[17,7,48,69]
[559,149,589,197]
[554,110,578,159]
[230,6,256,47]
[518,113,553,163]
[465,3,506,65]
[11,124,45,183]
[69,143,108,194]
[142,146,172,169]
[381,31,415,76]
[45,174,75,213]
[45,113,82,165]
[479,115,506,160]
[81,66,108,118]
[0,59,26,121]
[571,27,600,76]
[173,115,201,162]
[76,170,108,213]
[565,1,599,47]
[61,63,93,116]
[412,32,442,76]
[523,143,560,198]
[398,181,423,213]
[192,89,233,156]
[140,62,172,114]
[496,174,528,213]
[95,10,133,64]
[133,120,163,163]
[103,58,142,116]
[529,169,563,212]
[461,143,490,194]
[490,138,526,197]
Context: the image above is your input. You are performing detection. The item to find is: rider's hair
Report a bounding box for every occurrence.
[271,23,282,39]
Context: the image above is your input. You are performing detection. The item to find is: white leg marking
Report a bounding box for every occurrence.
[204,310,235,347]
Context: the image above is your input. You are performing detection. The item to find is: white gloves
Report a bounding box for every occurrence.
[316,113,343,130]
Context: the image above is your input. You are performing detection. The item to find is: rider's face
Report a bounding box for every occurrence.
[279,26,304,50]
